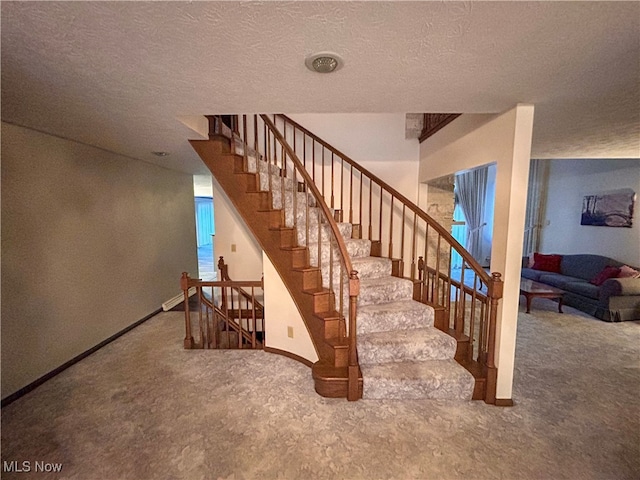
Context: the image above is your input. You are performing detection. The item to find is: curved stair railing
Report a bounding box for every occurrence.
[274,114,504,403]
[205,114,361,400]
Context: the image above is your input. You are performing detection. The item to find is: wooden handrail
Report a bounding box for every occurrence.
[277,114,492,286]
[260,115,361,401]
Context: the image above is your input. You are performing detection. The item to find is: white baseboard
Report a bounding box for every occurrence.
[162,287,197,311]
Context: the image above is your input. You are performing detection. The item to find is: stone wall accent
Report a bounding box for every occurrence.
[424,175,455,274]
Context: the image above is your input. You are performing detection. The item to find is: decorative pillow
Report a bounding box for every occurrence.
[590,265,621,286]
[618,265,640,278]
[531,253,563,273]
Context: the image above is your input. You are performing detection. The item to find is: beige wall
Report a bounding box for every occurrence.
[419,105,535,401]
[289,113,420,203]
[263,256,319,362]
[1,122,198,398]
[288,113,421,276]
[210,176,318,361]
[541,159,640,266]
[211,177,263,280]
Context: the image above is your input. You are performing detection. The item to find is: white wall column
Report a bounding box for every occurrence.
[419,104,535,402]
[490,106,535,400]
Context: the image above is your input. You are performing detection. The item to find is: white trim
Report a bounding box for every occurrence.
[162,288,197,311]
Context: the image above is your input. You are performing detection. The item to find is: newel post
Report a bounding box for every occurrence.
[486,272,503,404]
[348,270,360,401]
[218,256,228,281]
[181,272,194,349]
[418,256,424,280]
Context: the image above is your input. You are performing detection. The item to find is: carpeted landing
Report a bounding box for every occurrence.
[2,300,639,480]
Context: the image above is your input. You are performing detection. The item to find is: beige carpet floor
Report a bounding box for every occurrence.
[2,299,639,480]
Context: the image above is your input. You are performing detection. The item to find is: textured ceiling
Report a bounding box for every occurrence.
[2,1,639,174]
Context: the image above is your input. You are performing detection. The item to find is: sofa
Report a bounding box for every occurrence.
[521,253,640,322]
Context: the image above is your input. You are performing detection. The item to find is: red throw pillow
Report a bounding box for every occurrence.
[531,253,563,273]
[590,266,621,286]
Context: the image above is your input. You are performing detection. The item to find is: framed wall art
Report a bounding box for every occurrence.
[581,188,635,227]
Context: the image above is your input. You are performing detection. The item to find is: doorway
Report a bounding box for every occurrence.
[193,175,216,280]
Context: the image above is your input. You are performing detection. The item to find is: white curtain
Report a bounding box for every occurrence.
[523,159,548,256]
[455,166,488,263]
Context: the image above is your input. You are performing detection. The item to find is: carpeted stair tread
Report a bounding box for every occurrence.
[320,256,393,292]
[357,300,434,334]
[358,275,414,307]
[308,238,371,266]
[358,327,457,365]
[351,256,393,279]
[360,360,475,400]
[298,222,353,246]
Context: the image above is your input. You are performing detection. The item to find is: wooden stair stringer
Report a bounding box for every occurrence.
[189,137,354,378]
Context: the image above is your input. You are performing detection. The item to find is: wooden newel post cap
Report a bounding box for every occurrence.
[180,272,190,290]
[349,270,360,296]
[418,256,424,270]
[489,272,504,298]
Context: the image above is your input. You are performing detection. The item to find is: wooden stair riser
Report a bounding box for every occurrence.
[306,289,334,313]
[392,259,403,277]
[316,312,343,340]
[242,190,272,211]
[233,155,247,174]
[412,279,422,302]
[312,363,363,398]
[245,173,264,194]
[278,228,297,248]
[449,329,472,362]
[369,240,382,257]
[294,268,322,291]
[290,247,309,269]
[433,305,448,331]
[268,210,285,229]
[327,340,349,367]
[207,134,233,154]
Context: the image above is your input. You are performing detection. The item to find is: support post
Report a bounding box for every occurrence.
[485,272,503,404]
[348,270,360,401]
[181,272,194,349]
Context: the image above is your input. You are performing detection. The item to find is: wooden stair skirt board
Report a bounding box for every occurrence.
[190,130,485,402]
[190,138,352,381]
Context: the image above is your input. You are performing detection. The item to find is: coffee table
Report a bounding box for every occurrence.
[520,278,564,314]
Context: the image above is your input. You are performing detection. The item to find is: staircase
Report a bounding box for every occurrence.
[189,114,503,403]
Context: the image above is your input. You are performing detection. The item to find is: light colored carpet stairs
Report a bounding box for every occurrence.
[240,143,474,400]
